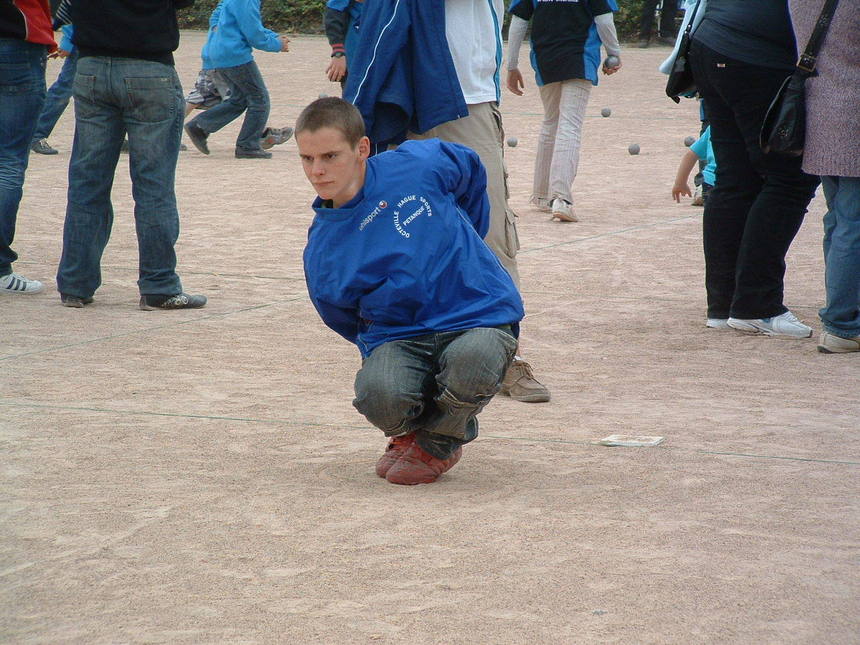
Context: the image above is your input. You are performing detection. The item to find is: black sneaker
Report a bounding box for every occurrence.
[60,293,94,308]
[235,147,272,159]
[139,293,207,311]
[31,138,58,155]
[185,122,210,155]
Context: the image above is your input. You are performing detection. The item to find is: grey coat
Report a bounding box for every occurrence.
[788,0,860,177]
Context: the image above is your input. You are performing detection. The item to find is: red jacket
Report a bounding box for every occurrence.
[0,0,56,50]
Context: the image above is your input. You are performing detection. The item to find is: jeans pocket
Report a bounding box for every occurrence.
[0,62,35,93]
[124,76,176,123]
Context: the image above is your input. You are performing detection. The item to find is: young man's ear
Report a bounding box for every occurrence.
[357,136,371,160]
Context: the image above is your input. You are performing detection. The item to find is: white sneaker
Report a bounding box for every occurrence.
[706,318,730,329]
[0,272,44,294]
[727,311,812,338]
[817,331,860,353]
[550,198,578,222]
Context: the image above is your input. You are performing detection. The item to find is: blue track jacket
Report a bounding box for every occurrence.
[201,0,281,70]
[343,0,468,149]
[303,139,524,357]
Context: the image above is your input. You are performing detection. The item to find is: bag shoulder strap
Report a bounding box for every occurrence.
[797,0,840,76]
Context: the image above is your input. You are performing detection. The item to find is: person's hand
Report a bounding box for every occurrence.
[326,56,347,82]
[57,48,71,58]
[279,36,290,52]
[602,59,621,75]
[672,181,691,203]
[506,68,524,96]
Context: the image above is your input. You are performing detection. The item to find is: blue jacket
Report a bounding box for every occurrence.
[303,139,524,357]
[343,0,468,149]
[201,0,281,70]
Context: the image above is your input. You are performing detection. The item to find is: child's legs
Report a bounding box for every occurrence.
[547,79,591,205]
[534,82,561,201]
[353,336,437,438]
[221,61,270,151]
[422,327,517,446]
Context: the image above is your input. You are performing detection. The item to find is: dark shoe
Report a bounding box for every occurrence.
[179,143,188,151]
[185,123,210,155]
[385,442,463,485]
[235,147,272,159]
[139,292,207,311]
[375,433,415,478]
[638,38,650,48]
[60,293,94,308]
[500,358,551,403]
[31,138,58,155]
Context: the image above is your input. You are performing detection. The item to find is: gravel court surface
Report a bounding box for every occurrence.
[1,32,858,644]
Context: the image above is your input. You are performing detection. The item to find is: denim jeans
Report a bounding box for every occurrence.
[819,176,860,339]
[56,56,184,298]
[189,61,269,151]
[32,51,78,142]
[0,38,47,277]
[353,326,518,459]
[689,40,819,320]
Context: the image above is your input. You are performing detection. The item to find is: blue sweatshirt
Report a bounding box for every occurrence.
[201,0,281,70]
[303,139,524,357]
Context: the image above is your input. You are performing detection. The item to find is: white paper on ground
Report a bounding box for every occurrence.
[598,435,665,447]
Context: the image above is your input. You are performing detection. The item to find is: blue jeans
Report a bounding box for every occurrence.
[189,61,269,151]
[56,56,184,298]
[820,176,860,339]
[32,51,78,141]
[353,327,518,459]
[0,38,47,277]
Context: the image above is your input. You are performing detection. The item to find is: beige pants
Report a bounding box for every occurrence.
[409,102,521,288]
[534,79,592,205]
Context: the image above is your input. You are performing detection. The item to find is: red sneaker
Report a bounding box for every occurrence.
[375,434,415,478]
[385,442,463,485]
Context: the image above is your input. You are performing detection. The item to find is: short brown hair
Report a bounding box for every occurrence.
[295,97,366,148]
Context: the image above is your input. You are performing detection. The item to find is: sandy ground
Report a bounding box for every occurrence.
[1,32,858,645]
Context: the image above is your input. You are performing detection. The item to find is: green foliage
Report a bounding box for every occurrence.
[178,0,648,42]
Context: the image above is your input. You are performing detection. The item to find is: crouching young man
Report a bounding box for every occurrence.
[297,98,523,485]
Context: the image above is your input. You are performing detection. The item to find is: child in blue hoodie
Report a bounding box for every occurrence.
[297,98,523,486]
[185,0,289,159]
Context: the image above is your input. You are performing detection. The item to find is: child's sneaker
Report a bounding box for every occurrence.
[727,311,812,338]
[261,126,294,150]
[31,138,58,155]
[375,434,416,478]
[550,198,578,222]
[139,293,207,310]
[0,272,44,294]
[385,442,462,485]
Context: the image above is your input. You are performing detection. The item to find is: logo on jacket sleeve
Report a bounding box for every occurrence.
[393,195,433,239]
[359,200,388,231]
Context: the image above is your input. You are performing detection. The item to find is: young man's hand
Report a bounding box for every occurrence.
[506,68,524,96]
[326,56,347,82]
[280,36,290,52]
[602,59,621,75]
[672,181,692,203]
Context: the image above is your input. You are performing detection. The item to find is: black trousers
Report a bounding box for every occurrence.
[689,40,819,320]
[639,0,678,40]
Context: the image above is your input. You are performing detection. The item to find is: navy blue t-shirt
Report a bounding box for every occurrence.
[509,0,616,85]
[693,0,797,71]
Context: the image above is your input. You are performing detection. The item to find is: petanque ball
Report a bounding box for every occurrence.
[507,137,518,147]
[684,136,696,147]
[628,143,640,155]
[604,55,620,68]
[601,107,612,118]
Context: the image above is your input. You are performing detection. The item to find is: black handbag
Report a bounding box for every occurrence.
[760,0,839,156]
[665,1,702,103]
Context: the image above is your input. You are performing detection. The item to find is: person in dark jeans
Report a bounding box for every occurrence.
[638,0,678,47]
[689,0,819,338]
[30,24,77,155]
[55,0,206,310]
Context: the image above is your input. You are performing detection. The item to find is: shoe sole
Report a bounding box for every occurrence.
[61,298,93,308]
[499,388,551,403]
[728,320,812,339]
[184,125,209,155]
[550,213,578,222]
[817,345,860,354]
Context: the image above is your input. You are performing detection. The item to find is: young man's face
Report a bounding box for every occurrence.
[297,127,370,208]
